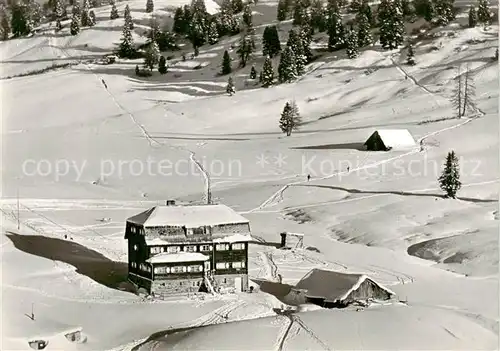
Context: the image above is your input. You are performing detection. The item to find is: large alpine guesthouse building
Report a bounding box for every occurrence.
[124,201,252,298]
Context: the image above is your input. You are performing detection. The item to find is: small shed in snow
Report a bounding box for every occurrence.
[364,129,416,151]
[284,269,395,308]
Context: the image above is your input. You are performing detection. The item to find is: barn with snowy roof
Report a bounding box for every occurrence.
[124,201,252,298]
[364,129,416,151]
[284,269,395,308]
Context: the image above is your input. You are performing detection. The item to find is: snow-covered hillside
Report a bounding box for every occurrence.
[1,0,498,349]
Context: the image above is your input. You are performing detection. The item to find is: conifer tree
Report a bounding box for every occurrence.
[89,10,96,26]
[345,27,358,58]
[406,42,416,65]
[434,0,454,26]
[262,25,281,58]
[144,41,160,70]
[11,4,30,37]
[56,18,62,31]
[356,12,372,47]
[495,48,498,61]
[110,1,119,19]
[242,3,252,28]
[413,0,434,21]
[221,49,231,75]
[118,17,135,58]
[55,0,64,20]
[73,2,81,18]
[124,4,134,30]
[358,0,373,26]
[70,12,80,35]
[158,55,167,74]
[327,8,345,51]
[477,0,491,25]
[261,56,274,87]
[350,0,362,13]
[293,0,306,26]
[438,151,461,199]
[173,7,184,34]
[379,0,404,50]
[310,0,326,32]
[226,76,235,95]
[237,32,254,67]
[146,0,154,13]
[299,24,313,62]
[135,64,140,75]
[279,100,301,136]
[208,21,219,44]
[1,9,10,40]
[231,0,243,13]
[250,65,257,79]
[278,46,298,83]
[287,29,306,75]
[277,0,288,21]
[81,0,91,26]
[468,6,477,28]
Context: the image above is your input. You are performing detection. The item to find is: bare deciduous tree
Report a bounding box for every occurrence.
[451,64,476,118]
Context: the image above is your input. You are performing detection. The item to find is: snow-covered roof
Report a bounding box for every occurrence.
[365,129,416,150]
[146,252,209,264]
[294,269,395,302]
[127,204,250,228]
[212,233,253,243]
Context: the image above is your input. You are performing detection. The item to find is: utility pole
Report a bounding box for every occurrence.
[206,174,212,205]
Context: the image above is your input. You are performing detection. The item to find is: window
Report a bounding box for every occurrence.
[187,265,203,273]
[200,245,212,252]
[150,247,163,255]
[232,243,245,250]
[216,244,229,251]
[167,246,180,253]
[131,227,136,234]
[232,262,246,269]
[131,262,137,268]
[166,267,171,273]
[192,227,204,235]
[184,245,197,252]
[133,244,138,251]
[171,266,184,274]
[154,266,167,274]
[216,262,230,269]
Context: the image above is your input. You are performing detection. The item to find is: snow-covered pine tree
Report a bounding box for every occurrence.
[10,4,30,37]
[379,0,404,50]
[135,64,140,75]
[146,0,154,13]
[349,0,362,13]
[261,56,274,87]
[173,7,185,34]
[277,0,288,21]
[299,24,313,62]
[70,11,80,35]
[55,0,63,20]
[461,64,476,117]
[56,18,62,31]
[236,32,254,67]
[0,8,9,40]
[221,49,231,75]
[158,55,167,74]
[188,11,207,51]
[110,1,119,19]
[242,3,252,28]
[287,29,306,75]
[89,10,96,26]
[356,12,372,47]
[468,6,477,28]
[438,150,461,199]
[231,0,243,13]
[208,21,219,44]
[310,0,326,32]
[72,2,81,18]
[327,8,345,51]
[345,27,358,58]
[278,46,298,83]
[250,65,257,79]
[477,0,491,25]
[279,100,301,136]
[293,0,306,26]
[434,0,454,26]
[144,41,160,70]
[406,42,416,65]
[262,25,281,58]
[357,0,373,26]
[124,4,134,30]
[118,17,135,58]
[413,0,434,21]
[81,0,90,26]
[226,76,235,95]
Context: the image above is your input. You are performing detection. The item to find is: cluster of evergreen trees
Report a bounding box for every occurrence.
[468,0,492,28]
[0,0,43,39]
[69,0,97,35]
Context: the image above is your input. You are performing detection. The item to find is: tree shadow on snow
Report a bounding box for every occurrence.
[6,232,136,294]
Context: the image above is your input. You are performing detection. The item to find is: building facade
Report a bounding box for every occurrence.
[124,202,252,297]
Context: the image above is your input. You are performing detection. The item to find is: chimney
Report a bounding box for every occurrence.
[166,200,176,206]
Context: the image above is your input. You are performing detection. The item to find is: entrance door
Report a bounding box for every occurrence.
[204,261,210,273]
[234,277,242,292]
